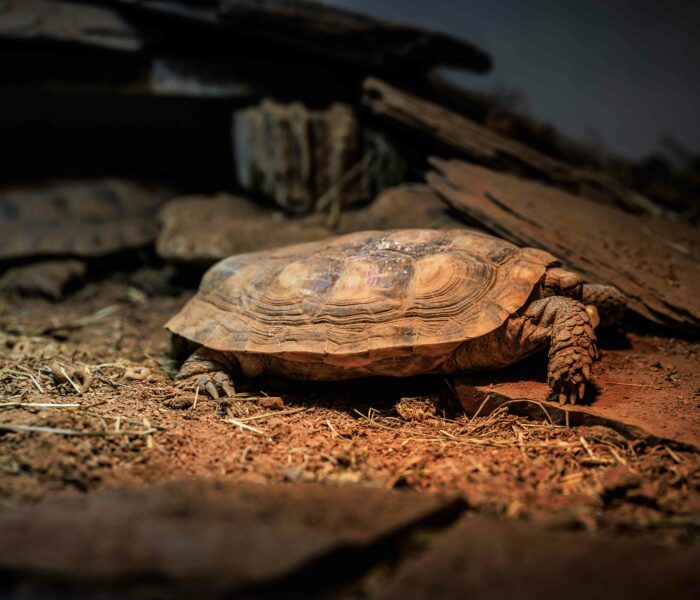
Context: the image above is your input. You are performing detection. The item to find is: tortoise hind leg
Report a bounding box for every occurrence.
[177,347,236,400]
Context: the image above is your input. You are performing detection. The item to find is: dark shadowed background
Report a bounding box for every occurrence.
[331,0,700,160]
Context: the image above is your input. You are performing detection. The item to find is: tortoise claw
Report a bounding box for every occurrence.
[204,380,219,400]
[214,372,236,397]
[188,371,235,400]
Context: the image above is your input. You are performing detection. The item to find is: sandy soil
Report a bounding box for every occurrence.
[1,270,698,546]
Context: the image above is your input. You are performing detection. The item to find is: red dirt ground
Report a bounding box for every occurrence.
[1,270,698,547]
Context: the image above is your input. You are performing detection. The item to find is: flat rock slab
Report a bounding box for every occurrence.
[0,0,142,52]
[0,178,172,261]
[455,334,700,449]
[157,184,461,264]
[0,480,463,596]
[372,514,700,600]
[428,159,700,332]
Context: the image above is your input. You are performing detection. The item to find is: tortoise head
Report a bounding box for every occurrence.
[543,267,600,328]
[542,267,583,300]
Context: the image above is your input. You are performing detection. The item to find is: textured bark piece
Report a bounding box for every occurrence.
[233,100,364,213]
[428,159,700,332]
[156,185,461,264]
[363,77,660,215]
[166,229,552,359]
[0,259,86,300]
[373,514,700,600]
[0,480,463,596]
[0,0,141,51]
[0,179,172,260]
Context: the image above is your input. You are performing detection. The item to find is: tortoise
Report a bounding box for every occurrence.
[166,229,626,404]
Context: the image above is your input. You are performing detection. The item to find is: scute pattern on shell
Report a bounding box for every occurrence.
[166,230,557,356]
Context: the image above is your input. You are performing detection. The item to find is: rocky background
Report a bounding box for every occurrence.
[0,1,698,598]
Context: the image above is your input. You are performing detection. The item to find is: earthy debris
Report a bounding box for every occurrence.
[395,397,439,422]
[428,159,700,332]
[259,396,285,411]
[0,276,697,542]
[123,366,151,381]
[49,361,92,394]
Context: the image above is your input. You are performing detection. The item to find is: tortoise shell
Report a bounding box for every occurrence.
[167,229,558,357]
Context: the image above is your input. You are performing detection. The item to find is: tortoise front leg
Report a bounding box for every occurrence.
[518,297,599,404]
[177,347,237,400]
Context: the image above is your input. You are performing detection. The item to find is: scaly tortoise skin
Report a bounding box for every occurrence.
[167,229,626,404]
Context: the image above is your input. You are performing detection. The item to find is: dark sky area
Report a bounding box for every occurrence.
[331,0,700,160]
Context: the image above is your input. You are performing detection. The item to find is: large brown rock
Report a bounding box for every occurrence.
[156,184,461,264]
[0,178,172,261]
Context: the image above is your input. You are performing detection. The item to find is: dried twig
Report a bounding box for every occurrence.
[0,423,157,437]
[236,407,310,422]
[41,305,120,334]
[0,402,80,409]
[223,417,264,434]
[7,368,44,393]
